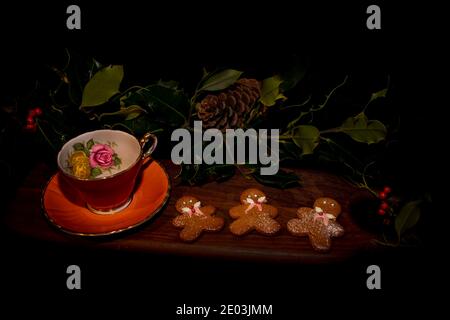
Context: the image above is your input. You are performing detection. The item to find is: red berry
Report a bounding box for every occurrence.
[34,107,43,116]
[378,209,386,215]
[29,109,36,117]
[24,123,37,132]
[383,186,392,194]
[379,192,387,200]
[380,202,389,210]
[27,115,34,124]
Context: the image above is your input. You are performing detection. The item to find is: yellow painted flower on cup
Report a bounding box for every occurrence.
[70,151,91,179]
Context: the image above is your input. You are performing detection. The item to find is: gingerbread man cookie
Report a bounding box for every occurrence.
[287,197,344,252]
[173,196,224,242]
[229,188,281,236]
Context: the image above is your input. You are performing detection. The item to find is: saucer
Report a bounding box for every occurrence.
[42,161,170,236]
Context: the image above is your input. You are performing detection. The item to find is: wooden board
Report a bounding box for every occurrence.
[3,160,376,263]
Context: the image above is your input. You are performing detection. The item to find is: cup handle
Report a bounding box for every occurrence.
[140,132,158,160]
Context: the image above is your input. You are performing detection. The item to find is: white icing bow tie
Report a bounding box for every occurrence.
[245,196,266,213]
[181,201,203,216]
[313,207,336,226]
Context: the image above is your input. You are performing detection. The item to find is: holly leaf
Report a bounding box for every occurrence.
[291,125,320,155]
[123,85,189,127]
[179,164,200,185]
[395,201,421,240]
[198,69,243,92]
[98,105,147,121]
[279,140,303,161]
[340,113,387,144]
[260,76,287,107]
[80,65,124,108]
[205,164,236,183]
[122,116,165,137]
[280,58,307,92]
[252,169,300,189]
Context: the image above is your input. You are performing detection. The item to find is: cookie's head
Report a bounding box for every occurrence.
[240,188,267,205]
[313,197,341,217]
[175,196,200,214]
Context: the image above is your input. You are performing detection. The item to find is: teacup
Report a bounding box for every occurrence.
[57,129,157,214]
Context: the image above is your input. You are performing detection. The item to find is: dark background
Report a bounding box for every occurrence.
[0,0,439,316]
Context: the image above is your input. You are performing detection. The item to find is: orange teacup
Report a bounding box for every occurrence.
[57,130,157,214]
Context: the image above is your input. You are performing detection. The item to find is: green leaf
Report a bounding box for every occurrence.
[279,140,302,161]
[123,85,189,127]
[260,76,287,107]
[114,156,122,166]
[340,113,387,144]
[126,111,145,121]
[369,88,388,103]
[98,105,147,121]
[157,79,179,90]
[198,69,243,92]
[86,139,95,150]
[179,164,200,185]
[252,169,300,189]
[205,164,236,183]
[73,143,85,151]
[291,125,320,155]
[80,65,124,108]
[280,58,307,92]
[52,51,92,106]
[202,67,209,79]
[92,58,103,71]
[395,201,421,239]
[119,116,165,136]
[91,167,102,177]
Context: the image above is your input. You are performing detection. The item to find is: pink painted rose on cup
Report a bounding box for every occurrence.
[67,139,122,179]
[90,144,115,168]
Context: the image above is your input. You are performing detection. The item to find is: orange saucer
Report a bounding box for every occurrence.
[42,161,170,236]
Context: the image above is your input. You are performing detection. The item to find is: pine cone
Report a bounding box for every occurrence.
[197,78,260,130]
